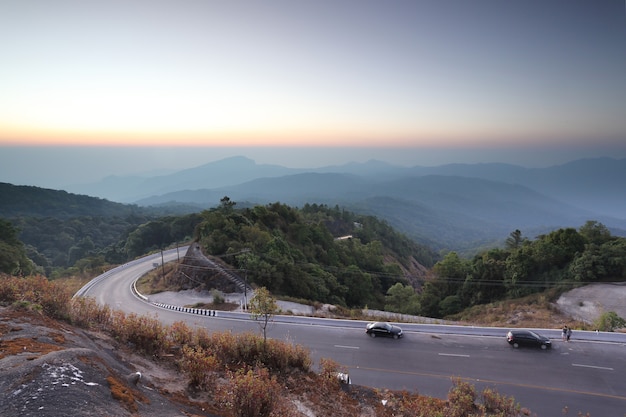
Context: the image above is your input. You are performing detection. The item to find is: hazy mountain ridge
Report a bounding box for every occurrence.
[51,156,626,251]
[0,182,144,219]
[404,158,626,218]
[68,156,305,202]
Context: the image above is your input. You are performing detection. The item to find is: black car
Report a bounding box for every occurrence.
[506,330,551,349]
[366,322,403,339]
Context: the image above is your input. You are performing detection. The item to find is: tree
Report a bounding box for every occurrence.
[339,265,375,308]
[594,311,626,332]
[579,220,612,245]
[505,229,524,250]
[248,287,279,343]
[0,218,33,275]
[418,281,443,318]
[219,196,236,211]
[439,295,463,316]
[432,251,469,297]
[385,283,420,315]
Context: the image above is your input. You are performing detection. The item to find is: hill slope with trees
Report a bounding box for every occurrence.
[418,222,626,318]
[1,183,202,274]
[193,198,435,309]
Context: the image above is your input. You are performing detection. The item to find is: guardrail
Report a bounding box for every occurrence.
[75,246,626,344]
[151,302,218,316]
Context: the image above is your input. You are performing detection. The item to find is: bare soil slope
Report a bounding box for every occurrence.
[0,306,216,417]
[555,282,626,325]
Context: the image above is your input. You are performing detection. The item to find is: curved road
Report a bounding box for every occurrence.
[76,248,626,416]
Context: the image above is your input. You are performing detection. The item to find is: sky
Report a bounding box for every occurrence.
[1,0,625,188]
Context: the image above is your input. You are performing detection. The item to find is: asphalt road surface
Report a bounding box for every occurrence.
[76,248,626,417]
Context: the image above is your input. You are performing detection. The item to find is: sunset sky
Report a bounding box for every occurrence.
[1,1,625,187]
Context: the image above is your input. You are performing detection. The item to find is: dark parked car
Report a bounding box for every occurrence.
[507,330,551,349]
[366,322,403,339]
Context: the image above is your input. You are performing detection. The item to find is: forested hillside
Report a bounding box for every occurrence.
[0,182,144,218]
[0,218,34,275]
[1,183,202,274]
[4,182,624,319]
[1,183,435,312]
[194,198,435,309]
[414,222,626,318]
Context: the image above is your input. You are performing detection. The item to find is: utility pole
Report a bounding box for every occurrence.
[160,249,165,279]
[244,269,248,310]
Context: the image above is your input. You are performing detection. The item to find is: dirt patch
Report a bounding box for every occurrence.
[556,283,626,324]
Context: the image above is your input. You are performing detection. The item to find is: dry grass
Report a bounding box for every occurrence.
[1,275,538,417]
[447,290,589,330]
[106,375,149,413]
[135,264,179,294]
[54,274,96,295]
[0,337,64,360]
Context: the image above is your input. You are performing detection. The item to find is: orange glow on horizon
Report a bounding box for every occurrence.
[0,122,612,149]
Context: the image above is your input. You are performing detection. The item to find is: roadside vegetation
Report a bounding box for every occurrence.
[1,274,534,416]
[3,191,626,330]
[3,196,626,328]
[390,222,626,319]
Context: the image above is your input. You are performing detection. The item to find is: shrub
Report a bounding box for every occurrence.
[0,274,20,302]
[446,378,478,417]
[219,368,281,417]
[394,391,446,417]
[0,275,72,319]
[108,311,171,356]
[68,297,111,329]
[261,338,311,373]
[193,326,213,349]
[169,320,193,346]
[179,345,220,390]
[481,387,521,415]
[443,379,528,417]
[211,289,225,304]
[188,330,311,373]
[594,311,626,332]
[319,357,342,391]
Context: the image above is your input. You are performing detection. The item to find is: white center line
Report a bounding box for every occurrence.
[334,345,360,350]
[572,363,614,371]
[438,353,470,358]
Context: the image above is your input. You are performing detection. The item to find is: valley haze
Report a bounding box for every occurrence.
[45,154,626,253]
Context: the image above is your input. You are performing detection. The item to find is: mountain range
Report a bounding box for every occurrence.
[64,156,626,252]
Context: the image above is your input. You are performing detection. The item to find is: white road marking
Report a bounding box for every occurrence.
[334,345,360,349]
[438,353,470,357]
[572,363,614,371]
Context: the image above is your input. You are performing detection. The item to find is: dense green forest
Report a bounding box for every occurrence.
[9,213,201,276]
[386,221,626,318]
[1,183,435,310]
[2,190,435,309]
[0,182,143,218]
[1,183,202,275]
[0,218,34,276]
[194,198,435,308]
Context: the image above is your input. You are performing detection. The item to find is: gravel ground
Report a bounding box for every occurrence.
[555,282,626,324]
[147,289,317,315]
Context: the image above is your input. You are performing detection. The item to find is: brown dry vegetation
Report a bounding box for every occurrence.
[0,274,535,417]
[448,289,589,330]
[135,263,180,295]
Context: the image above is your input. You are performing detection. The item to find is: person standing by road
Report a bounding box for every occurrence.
[567,327,572,342]
[562,325,568,341]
